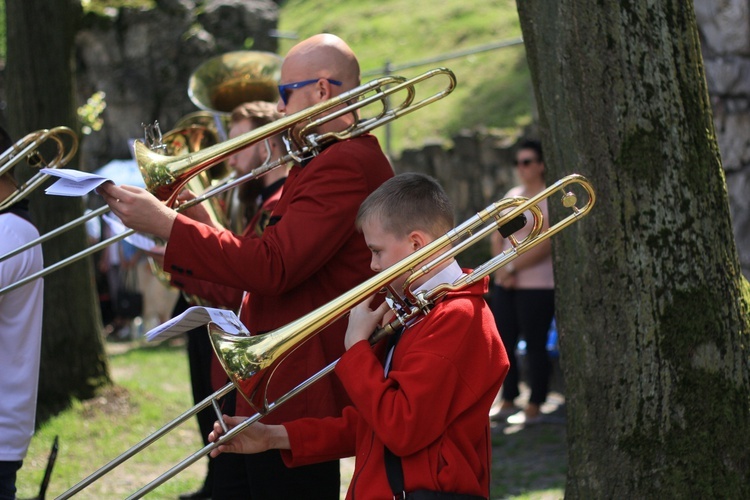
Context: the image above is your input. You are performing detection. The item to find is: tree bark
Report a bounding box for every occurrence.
[5,0,110,422]
[516,0,750,497]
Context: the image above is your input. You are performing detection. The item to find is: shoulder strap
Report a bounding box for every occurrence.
[384,445,406,500]
[384,324,407,499]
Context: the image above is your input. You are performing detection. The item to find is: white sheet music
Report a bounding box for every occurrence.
[145,306,249,342]
[41,168,111,196]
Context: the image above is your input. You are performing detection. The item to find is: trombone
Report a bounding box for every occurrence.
[0,126,78,211]
[0,67,456,296]
[57,174,595,499]
[137,67,454,206]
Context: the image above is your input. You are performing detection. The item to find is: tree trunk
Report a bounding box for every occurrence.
[5,0,110,422]
[516,1,750,497]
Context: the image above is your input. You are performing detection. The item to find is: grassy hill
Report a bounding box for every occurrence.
[277,0,533,156]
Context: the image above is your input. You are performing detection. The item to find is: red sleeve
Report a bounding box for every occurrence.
[335,296,503,457]
[280,405,359,467]
[169,273,243,310]
[163,140,375,296]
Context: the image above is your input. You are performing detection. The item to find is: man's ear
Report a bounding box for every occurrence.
[408,230,429,251]
[315,79,328,101]
[317,78,337,101]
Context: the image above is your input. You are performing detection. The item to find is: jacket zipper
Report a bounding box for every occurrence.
[350,430,376,499]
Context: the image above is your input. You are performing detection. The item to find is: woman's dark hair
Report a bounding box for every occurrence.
[517,139,543,163]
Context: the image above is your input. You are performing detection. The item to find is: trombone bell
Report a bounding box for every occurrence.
[209,325,287,415]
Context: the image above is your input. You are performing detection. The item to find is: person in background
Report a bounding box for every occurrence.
[97,222,124,337]
[490,139,555,425]
[207,173,509,498]
[135,255,178,334]
[0,126,44,500]
[100,33,394,499]
[98,229,142,340]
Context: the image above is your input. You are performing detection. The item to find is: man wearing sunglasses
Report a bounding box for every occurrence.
[100,33,393,499]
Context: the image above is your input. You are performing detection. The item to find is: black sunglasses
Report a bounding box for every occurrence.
[515,158,538,167]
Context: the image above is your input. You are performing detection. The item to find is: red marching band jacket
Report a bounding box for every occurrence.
[169,187,284,312]
[281,275,509,499]
[163,134,394,423]
[167,185,284,392]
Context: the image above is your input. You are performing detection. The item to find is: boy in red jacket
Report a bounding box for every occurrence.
[209,172,509,499]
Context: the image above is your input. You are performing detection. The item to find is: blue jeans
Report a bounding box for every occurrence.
[0,460,22,500]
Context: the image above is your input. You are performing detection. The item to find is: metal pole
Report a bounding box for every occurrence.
[362,37,524,78]
[384,60,393,157]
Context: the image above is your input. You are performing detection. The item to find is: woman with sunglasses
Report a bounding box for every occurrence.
[490,139,556,426]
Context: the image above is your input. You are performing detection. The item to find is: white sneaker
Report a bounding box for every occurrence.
[506,410,544,426]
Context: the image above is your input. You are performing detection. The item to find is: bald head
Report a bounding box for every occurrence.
[283,34,360,92]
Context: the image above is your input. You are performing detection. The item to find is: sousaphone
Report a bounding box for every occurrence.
[183,50,284,229]
[188,50,283,116]
[148,51,285,299]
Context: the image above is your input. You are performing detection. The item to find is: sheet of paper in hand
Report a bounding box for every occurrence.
[41,168,111,196]
[146,306,249,342]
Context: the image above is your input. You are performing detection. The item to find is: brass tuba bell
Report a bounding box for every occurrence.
[146,123,227,306]
[187,50,283,115]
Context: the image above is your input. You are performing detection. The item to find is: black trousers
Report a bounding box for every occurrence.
[0,460,21,500]
[175,295,215,493]
[212,390,340,499]
[212,449,340,499]
[491,286,555,405]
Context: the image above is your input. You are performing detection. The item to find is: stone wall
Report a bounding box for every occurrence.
[694,0,750,278]
[75,0,279,169]
[393,132,519,225]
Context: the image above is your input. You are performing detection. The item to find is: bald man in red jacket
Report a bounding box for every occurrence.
[101,34,394,499]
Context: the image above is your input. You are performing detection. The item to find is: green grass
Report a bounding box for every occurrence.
[15,340,205,499]
[82,0,156,14]
[490,422,566,499]
[277,0,532,155]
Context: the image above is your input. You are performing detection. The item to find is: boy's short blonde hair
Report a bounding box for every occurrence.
[356,172,454,238]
